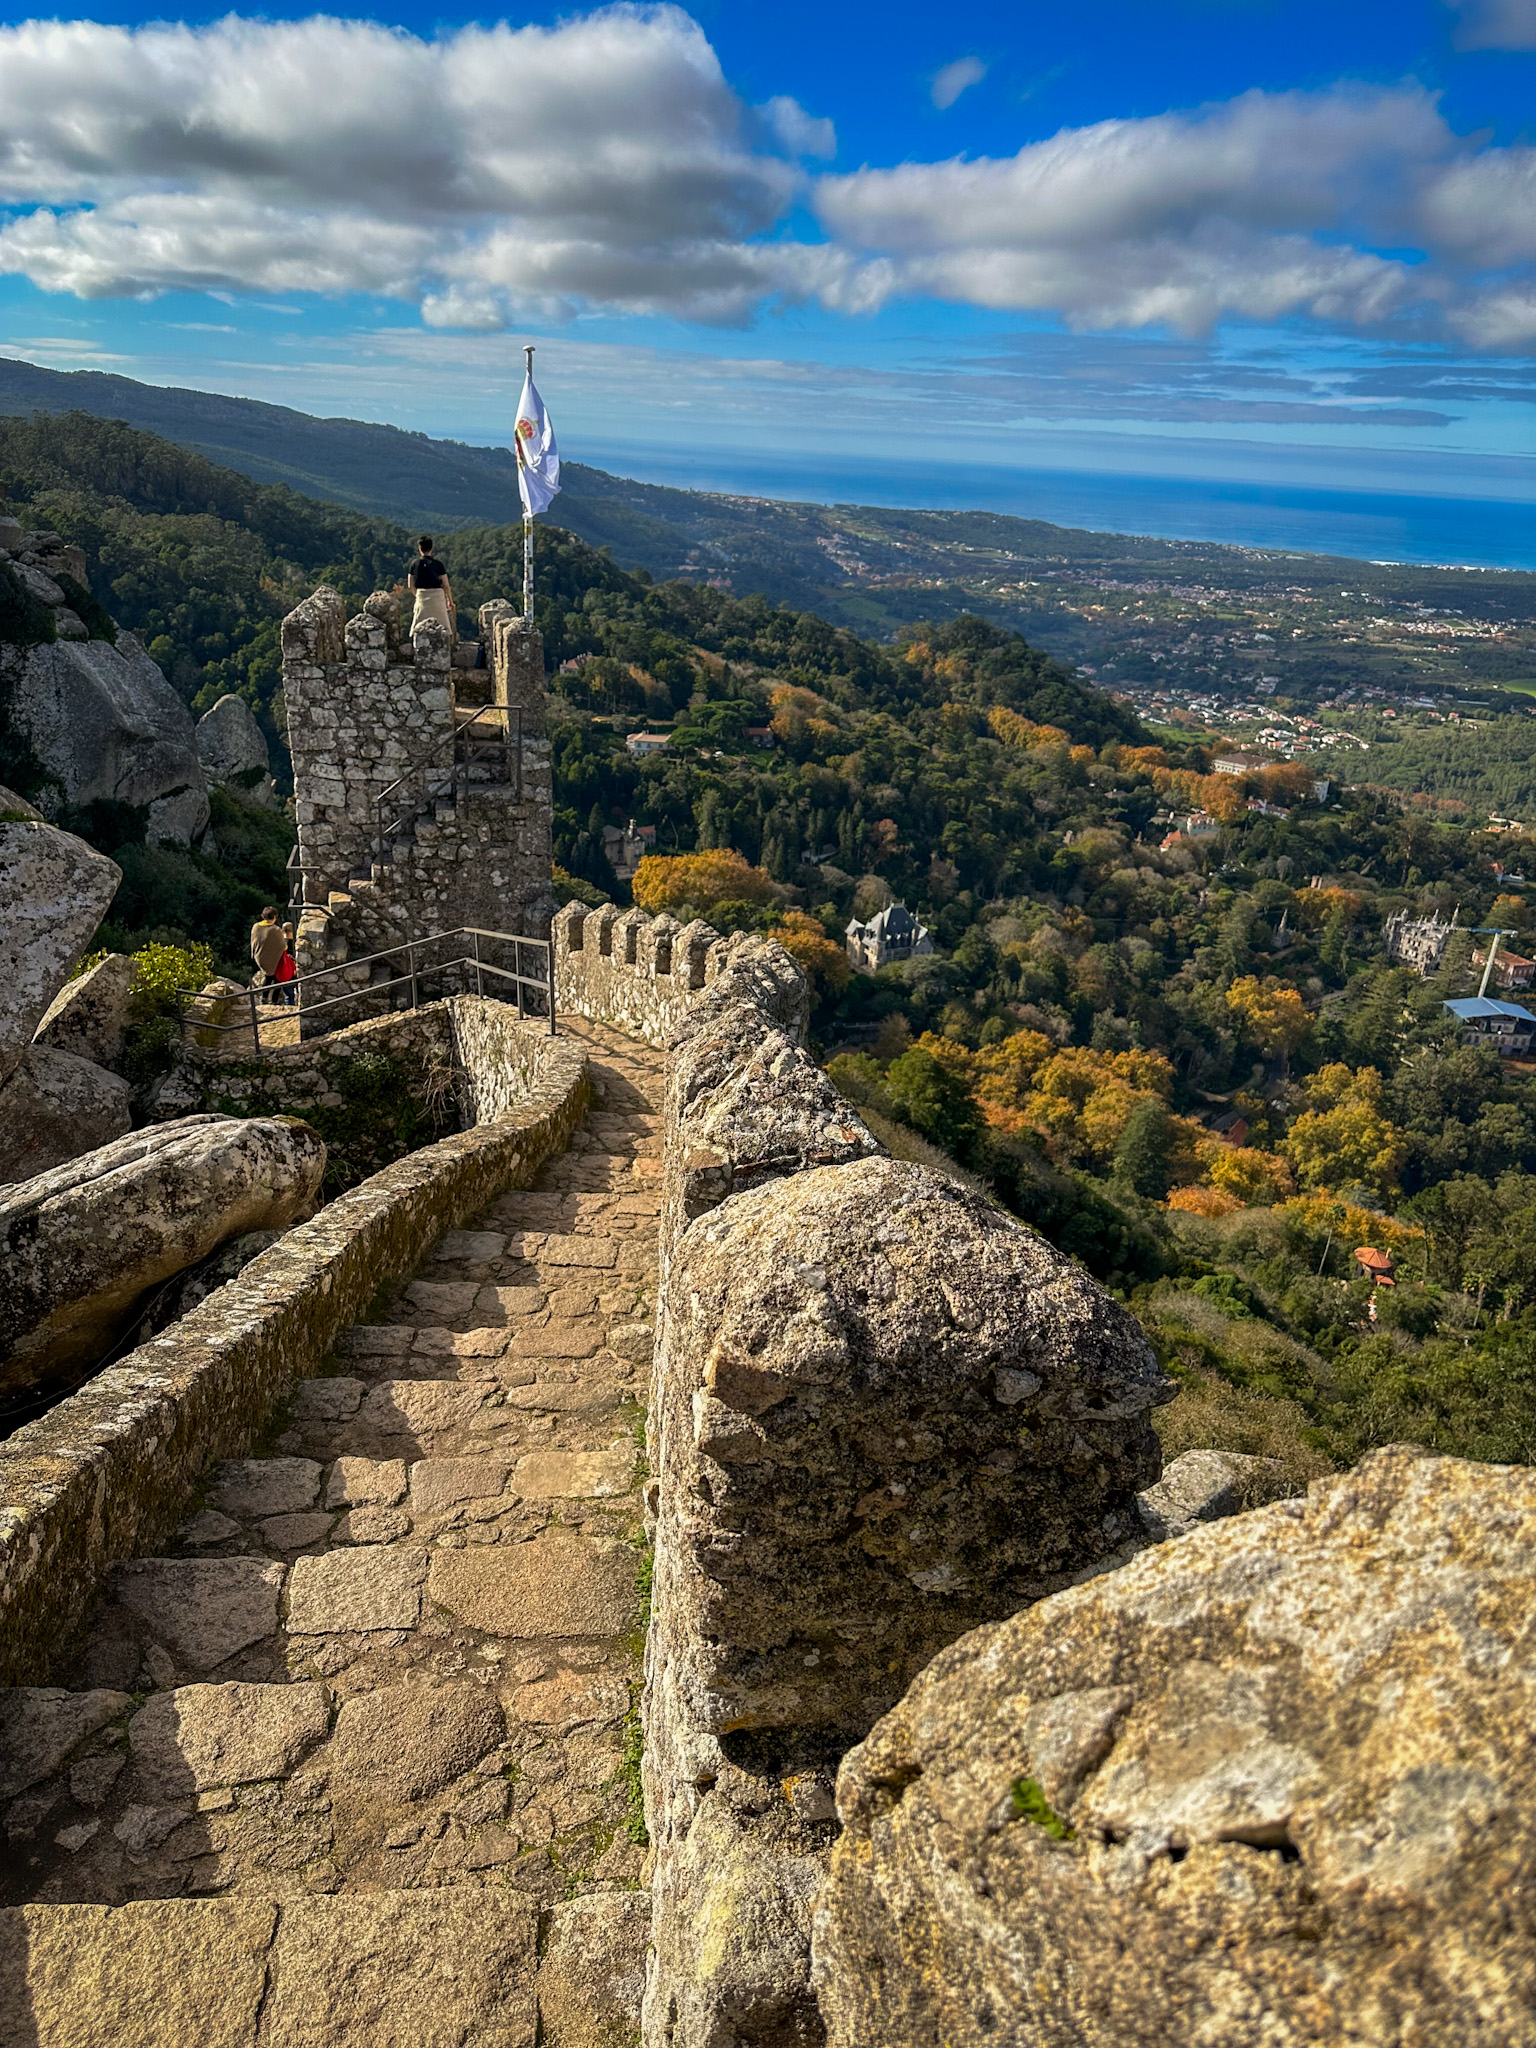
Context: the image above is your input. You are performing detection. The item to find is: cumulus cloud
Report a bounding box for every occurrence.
[1447,0,1536,47]
[812,86,1458,333]
[932,57,988,111]
[0,8,813,323]
[760,96,837,159]
[0,13,1533,349]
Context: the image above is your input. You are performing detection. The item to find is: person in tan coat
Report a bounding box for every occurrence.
[250,906,286,987]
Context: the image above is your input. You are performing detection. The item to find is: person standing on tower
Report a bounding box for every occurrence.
[408,535,454,637]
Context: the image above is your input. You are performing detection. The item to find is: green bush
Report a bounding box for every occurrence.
[130,940,216,1014]
[120,939,216,1087]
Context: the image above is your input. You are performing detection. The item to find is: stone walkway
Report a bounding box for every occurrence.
[0,1019,663,2042]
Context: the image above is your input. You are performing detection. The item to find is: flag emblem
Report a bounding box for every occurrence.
[514,372,560,517]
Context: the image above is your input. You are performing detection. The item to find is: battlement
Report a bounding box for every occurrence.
[552,899,732,1044]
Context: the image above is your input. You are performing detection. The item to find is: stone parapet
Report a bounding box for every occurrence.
[0,1008,588,1686]
[552,900,729,1047]
[640,937,1173,2048]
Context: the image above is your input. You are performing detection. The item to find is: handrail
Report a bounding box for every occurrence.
[374,701,509,864]
[180,924,556,1051]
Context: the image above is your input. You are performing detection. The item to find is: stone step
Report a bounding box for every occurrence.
[0,1887,646,2046]
[4,1040,662,1971]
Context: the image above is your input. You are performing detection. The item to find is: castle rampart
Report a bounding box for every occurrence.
[552,899,729,1044]
[636,929,1172,2048]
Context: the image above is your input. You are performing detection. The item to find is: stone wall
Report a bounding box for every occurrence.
[281,590,555,974]
[552,900,730,1046]
[157,998,562,1164]
[0,1012,588,1686]
[640,935,1173,2048]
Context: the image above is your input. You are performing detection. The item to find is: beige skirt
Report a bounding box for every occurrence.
[412,587,452,633]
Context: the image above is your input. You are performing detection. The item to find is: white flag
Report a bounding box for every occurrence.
[514,371,560,517]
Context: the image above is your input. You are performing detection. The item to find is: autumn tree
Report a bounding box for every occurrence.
[770,909,850,1003]
[1226,975,1311,1068]
[1281,1065,1408,1198]
[631,848,775,916]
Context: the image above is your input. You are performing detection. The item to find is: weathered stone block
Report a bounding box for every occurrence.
[129,1681,329,1795]
[32,950,134,1070]
[0,1686,132,1799]
[110,1559,285,1672]
[814,1446,1536,2048]
[428,1529,637,1638]
[0,1043,132,1182]
[653,1153,1168,1744]
[0,1114,326,1387]
[286,1546,426,1634]
[0,814,121,1088]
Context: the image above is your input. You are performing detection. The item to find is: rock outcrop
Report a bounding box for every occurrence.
[814,1445,1536,2048]
[32,951,135,1071]
[0,1115,327,1388]
[6,634,210,843]
[0,810,121,1087]
[0,1045,132,1184]
[195,692,274,805]
[1135,1445,1285,1540]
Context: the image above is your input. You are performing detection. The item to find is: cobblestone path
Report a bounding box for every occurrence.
[0,1021,663,2041]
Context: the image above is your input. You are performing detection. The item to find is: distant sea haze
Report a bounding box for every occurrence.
[582,444,1536,575]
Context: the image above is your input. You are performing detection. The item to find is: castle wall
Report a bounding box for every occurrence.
[0,1007,588,1685]
[551,900,730,1045]
[638,933,1173,2048]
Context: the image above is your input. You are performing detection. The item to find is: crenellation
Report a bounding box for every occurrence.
[552,899,726,1046]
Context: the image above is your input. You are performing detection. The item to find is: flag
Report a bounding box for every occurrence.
[514,371,560,517]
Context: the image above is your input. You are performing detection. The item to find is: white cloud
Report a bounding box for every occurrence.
[1447,0,1536,47]
[0,8,813,323]
[812,86,1490,334]
[932,57,987,111]
[1419,147,1536,268]
[760,96,837,159]
[0,15,1531,352]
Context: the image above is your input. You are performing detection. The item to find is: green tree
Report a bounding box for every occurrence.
[1318,904,1349,978]
[884,1047,983,1158]
[1112,1097,1173,1200]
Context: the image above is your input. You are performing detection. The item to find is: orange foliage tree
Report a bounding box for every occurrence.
[631,849,775,916]
[931,1030,1181,1169]
[770,910,851,1001]
[1225,976,1311,1063]
[987,706,1071,752]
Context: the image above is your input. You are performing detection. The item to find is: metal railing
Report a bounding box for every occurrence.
[181,925,555,1053]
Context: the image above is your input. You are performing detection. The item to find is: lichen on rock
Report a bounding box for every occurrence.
[813,1444,1536,2048]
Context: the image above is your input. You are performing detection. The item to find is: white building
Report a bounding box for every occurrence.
[846,901,935,972]
[1384,908,1459,977]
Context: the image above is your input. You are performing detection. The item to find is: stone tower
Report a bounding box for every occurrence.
[280,587,554,997]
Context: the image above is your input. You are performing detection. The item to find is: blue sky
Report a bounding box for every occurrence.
[0,0,1534,509]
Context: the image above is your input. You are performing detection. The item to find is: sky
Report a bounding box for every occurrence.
[0,0,1534,516]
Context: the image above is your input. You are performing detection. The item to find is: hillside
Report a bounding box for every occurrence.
[7,408,1536,1486]
[3,357,1533,706]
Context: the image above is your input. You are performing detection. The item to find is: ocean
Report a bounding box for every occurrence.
[578,443,1536,575]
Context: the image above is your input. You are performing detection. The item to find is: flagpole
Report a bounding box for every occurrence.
[521,343,535,619]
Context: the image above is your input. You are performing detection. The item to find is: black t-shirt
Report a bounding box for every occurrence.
[412,554,447,589]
